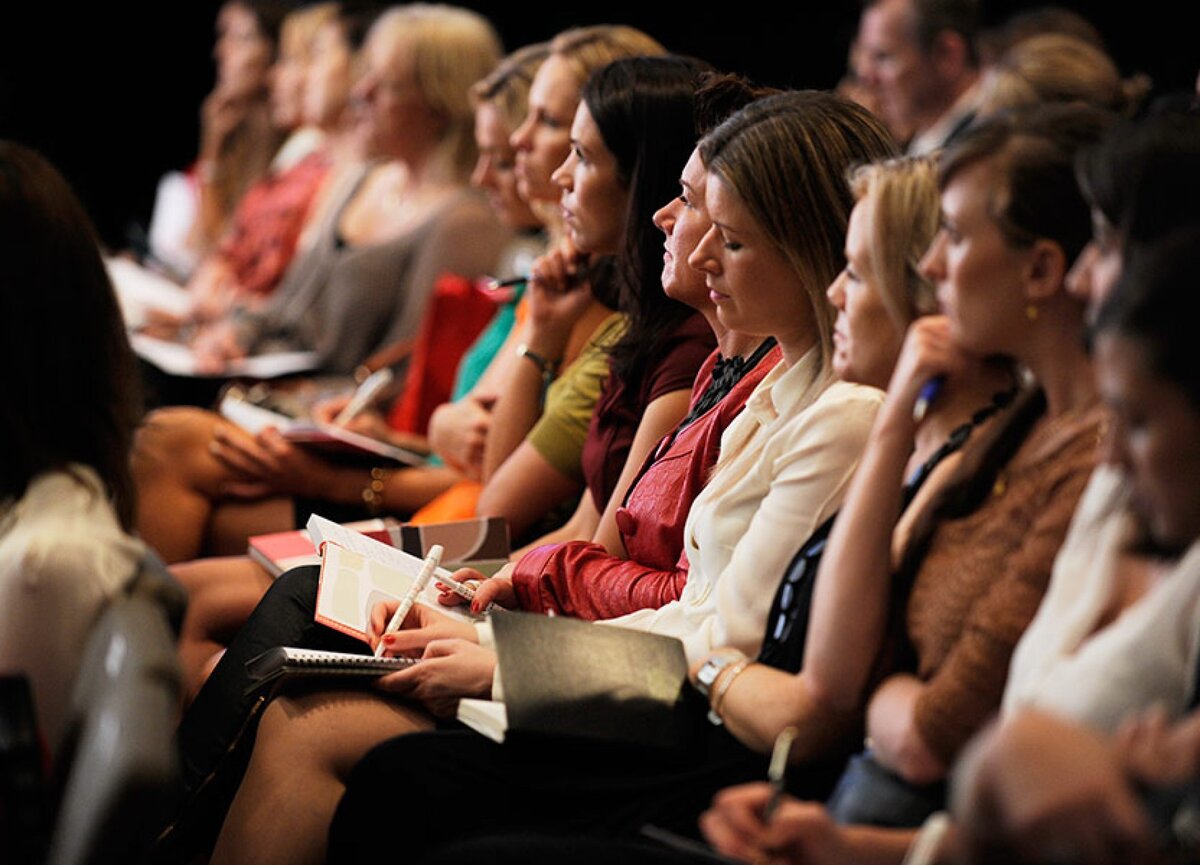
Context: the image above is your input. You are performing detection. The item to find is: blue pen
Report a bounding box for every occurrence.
[912,376,944,423]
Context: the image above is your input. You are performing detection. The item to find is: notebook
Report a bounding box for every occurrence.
[308,515,482,641]
[456,612,702,750]
[218,392,426,466]
[243,647,418,694]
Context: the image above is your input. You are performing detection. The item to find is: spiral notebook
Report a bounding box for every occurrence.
[243,647,418,694]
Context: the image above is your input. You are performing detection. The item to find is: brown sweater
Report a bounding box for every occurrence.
[904,399,1105,765]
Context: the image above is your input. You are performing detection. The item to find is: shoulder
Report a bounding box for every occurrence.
[794,379,885,439]
[425,190,506,239]
[0,468,143,597]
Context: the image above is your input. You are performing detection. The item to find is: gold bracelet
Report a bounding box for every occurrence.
[711,659,751,716]
[361,467,392,515]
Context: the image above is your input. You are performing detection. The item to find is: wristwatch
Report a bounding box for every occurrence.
[516,343,561,389]
[694,650,746,699]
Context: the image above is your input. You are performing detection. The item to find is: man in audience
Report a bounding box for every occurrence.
[855,0,981,153]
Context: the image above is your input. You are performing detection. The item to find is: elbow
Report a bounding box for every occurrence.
[888,741,946,786]
[805,673,865,716]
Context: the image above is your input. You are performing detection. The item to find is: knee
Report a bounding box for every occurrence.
[132,406,222,481]
[258,565,321,627]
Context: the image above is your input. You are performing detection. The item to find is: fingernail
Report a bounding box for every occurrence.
[383,634,395,644]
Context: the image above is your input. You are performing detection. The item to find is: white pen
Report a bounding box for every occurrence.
[374,544,443,657]
[334,366,394,426]
[434,572,499,614]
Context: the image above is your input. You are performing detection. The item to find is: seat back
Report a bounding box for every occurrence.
[46,594,181,865]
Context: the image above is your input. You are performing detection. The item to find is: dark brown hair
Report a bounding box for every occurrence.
[0,142,142,529]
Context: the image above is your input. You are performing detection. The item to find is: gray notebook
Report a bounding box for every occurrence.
[490,611,700,750]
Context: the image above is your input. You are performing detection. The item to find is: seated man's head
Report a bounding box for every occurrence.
[855,0,980,140]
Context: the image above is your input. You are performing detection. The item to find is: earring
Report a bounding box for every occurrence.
[1025,304,1039,321]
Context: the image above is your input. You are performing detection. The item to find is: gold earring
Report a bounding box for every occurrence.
[1025,304,1039,321]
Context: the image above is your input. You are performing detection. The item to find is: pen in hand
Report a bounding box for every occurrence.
[434,572,499,614]
[762,726,799,823]
[334,366,394,426]
[374,544,443,657]
[912,375,944,424]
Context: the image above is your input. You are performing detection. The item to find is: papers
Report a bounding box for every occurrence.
[219,393,426,466]
[107,257,193,328]
[131,333,319,379]
[308,515,477,640]
[455,699,508,743]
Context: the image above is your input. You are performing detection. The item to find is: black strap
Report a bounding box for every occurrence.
[756,387,1016,673]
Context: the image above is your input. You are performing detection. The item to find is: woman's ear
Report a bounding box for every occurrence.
[1023,238,1068,303]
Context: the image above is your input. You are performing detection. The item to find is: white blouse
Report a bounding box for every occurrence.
[1003,465,1200,730]
[603,349,884,663]
[0,466,145,752]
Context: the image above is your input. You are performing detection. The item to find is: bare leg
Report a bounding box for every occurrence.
[207,497,296,557]
[133,407,238,563]
[210,689,433,865]
[174,556,275,701]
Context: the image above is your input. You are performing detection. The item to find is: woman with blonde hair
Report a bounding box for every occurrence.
[134,4,511,559]
[976,33,1148,118]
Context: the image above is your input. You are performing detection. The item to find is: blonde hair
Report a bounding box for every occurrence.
[977,34,1148,118]
[548,25,666,86]
[371,4,503,178]
[279,2,338,63]
[471,42,549,130]
[700,91,898,371]
[847,156,941,328]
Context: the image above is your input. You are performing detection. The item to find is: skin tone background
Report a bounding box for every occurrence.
[0,0,1192,249]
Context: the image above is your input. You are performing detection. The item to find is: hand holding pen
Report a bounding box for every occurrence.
[762,726,799,822]
[374,544,443,657]
[334,366,394,426]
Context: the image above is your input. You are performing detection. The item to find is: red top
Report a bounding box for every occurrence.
[579,313,716,512]
[512,342,782,618]
[217,150,331,297]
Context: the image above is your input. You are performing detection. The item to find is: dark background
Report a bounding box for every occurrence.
[0,2,1194,249]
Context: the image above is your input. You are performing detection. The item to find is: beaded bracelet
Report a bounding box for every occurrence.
[361,467,392,515]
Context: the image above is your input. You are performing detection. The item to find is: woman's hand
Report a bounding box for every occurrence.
[426,394,495,477]
[1115,704,1200,788]
[190,320,247,374]
[700,783,846,865]
[367,600,479,657]
[865,674,946,785]
[209,424,335,499]
[881,315,976,428]
[435,563,518,613]
[375,639,497,718]
[526,236,596,358]
[311,392,396,440]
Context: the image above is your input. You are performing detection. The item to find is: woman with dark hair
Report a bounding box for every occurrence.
[1068,109,1200,313]
[0,141,146,753]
